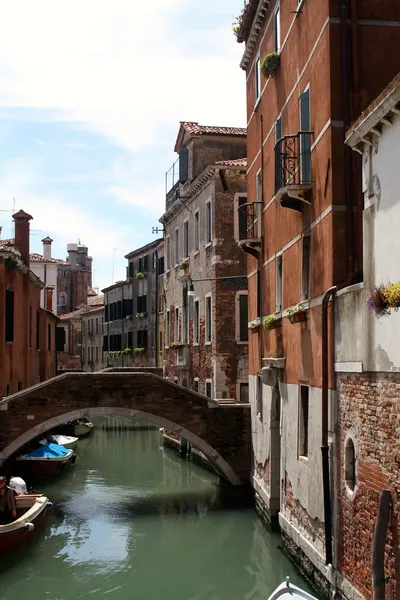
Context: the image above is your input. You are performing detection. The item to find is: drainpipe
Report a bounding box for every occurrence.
[258,114,264,372]
[155,249,159,366]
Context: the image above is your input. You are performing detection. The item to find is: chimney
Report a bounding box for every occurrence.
[67,243,78,269]
[45,285,55,312]
[13,209,33,265]
[42,236,53,260]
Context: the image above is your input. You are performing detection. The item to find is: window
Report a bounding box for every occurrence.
[300,87,311,183]
[174,228,180,265]
[17,381,22,392]
[158,255,165,275]
[166,310,170,347]
[183,220,189,258]
[5,384,11,397]
[152,252,157,270]
[48,323,51,351]
[36,309,40,349]
[302,235,311,300]
[5,289,14,343]
[299,385,309,458]
[158,293,164,314]
[59,292,66,306]
[159,331,163,353]
[82,346,86,363]
[345,438,356,492]
[256,170,262,204]
[137,295,147,314]
[274,6,281,53]
[95,346,99,362]
[103,336,108,352]
[205,380,213,398]
[179,147,189,184]
[194,210,200,251]
[128,261,134,278]
[205,295,212,343]
[182,304,189,344]
[95,318,99,333]
[276,254,283,311]
[240,383,249,403]
[174,307,180,341]
[275,116,282,143]
[194,300,200,344]
[255,54,261,101]
[205,201,212,245]
[194,379,199,393]
[166,236,171,270]
[138,255,149,273]
[237,293,249,342]
[137,330,148,349]
[29,305,32,347]
[236,195,248,241]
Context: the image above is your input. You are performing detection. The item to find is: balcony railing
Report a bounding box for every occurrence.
[237,202,263,257]
[274,131,313,211]
[165,157,180,210]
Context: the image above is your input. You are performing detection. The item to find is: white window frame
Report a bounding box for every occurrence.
[255,53,261,103]
[193,298,200,345]
[205,378,213,399]
[183,219,189,259]
[194,209,200,253]
[174,228,180,266]
[234,193,247,242]
[237,380,249,403]
[205,199,212,247]
[166,310,170,347]
[275,253,283,313]
[166,235,171,271]
[235,291,249,344]
[174,306,180,342]
[205,293,212,345]
[274,5,281,53]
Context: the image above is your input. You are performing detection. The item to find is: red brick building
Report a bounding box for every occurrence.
[159,122,248,399]
[237,0,400,597]
[0,210,59,396]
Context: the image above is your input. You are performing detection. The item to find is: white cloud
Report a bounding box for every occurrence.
[0,0,246,150]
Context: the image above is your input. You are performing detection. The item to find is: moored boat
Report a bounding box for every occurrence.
[16,443,76,479]
[267,578,318,600]
[39,434,79,450]
[72,418,94,437]
[0,477,51,557]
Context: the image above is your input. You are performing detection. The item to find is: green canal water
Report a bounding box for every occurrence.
[0,420,311,600]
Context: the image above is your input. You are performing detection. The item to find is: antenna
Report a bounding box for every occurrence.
[152,226,165,235]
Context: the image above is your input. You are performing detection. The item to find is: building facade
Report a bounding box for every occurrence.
[81,298,106,372]
[0,210,59,396]
[237,0,400,597]
[159,122,248,399]
[334,74,400,600]
[103,239,163,367]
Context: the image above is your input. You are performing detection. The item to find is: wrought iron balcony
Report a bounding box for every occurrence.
[275,131,313,212]
[237,201,263,258]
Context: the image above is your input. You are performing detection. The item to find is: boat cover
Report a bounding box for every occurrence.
[24,443,70,459]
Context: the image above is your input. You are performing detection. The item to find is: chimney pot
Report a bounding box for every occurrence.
[13,209,33,265]
[42,236,53,260]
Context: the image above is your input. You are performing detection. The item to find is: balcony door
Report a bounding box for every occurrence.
[300,88,311,184]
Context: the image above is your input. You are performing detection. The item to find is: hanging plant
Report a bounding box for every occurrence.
[367,282,400,317]
[5,254,24,270]
[261,52,280,78]
[287,303,307,324]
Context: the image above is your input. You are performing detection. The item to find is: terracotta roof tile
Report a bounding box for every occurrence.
[215,158,247,167]
[30,253,60,264]
[180,122,246,136]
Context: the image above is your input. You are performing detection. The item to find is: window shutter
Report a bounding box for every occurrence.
[143,295,147,313]
[275,117,282,142]
[56,327,66,352]
[239,295,249,342]
[179,148,189,184]
[143,330,148,349]
[105,305,109,322]
[36,309,40,349]
[129,262,134,278]
[5,289,14,343]
[143,255,149,272]
[300,89,311,183]
[103,336,108,351]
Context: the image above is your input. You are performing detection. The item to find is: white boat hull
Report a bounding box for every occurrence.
[39,435,79,450]
[267,579,318,600]
[73,422,94,437]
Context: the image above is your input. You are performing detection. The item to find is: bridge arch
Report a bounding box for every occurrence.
[0,407,241,486]
[0,372,251,486]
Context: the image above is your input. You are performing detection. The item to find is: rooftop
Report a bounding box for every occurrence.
[124,238,163,260]
[215,158,247,167]
[175,122,246,152]
[60,294,104,320]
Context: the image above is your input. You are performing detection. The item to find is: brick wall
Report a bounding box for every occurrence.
[338,372,400,600]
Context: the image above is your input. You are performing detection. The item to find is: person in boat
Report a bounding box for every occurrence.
[0,476,17,524]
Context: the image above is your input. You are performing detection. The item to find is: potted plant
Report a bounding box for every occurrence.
[262,315,282,331]
[170,341,182,348]
[261,52,280,78]
[136,272,146,279]
[136,312,145,319]
[287,303,307,324]
[134,347,145,355]
[250,322,260,333]
[122,348,131,356]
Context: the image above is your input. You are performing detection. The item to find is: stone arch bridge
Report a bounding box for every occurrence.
[0,370,251,486]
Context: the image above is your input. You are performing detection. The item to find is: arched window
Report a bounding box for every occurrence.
[59,292,66,306]
[345,437,356,492]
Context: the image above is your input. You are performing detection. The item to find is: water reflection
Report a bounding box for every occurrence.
[0,419,311,600]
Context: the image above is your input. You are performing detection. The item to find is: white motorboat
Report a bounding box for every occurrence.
[39,434,79,450]
[267,578,318,600]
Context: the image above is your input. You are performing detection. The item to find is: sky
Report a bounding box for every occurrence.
[0,0,246,292]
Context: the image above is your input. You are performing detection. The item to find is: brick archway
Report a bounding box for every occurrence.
[0,372,251,486]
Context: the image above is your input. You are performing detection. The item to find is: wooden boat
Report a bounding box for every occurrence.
[0,494,51,557]
[72,418,94,437]
[39,434,79,450]
[267,579,319,600]
[16,443,76,479]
